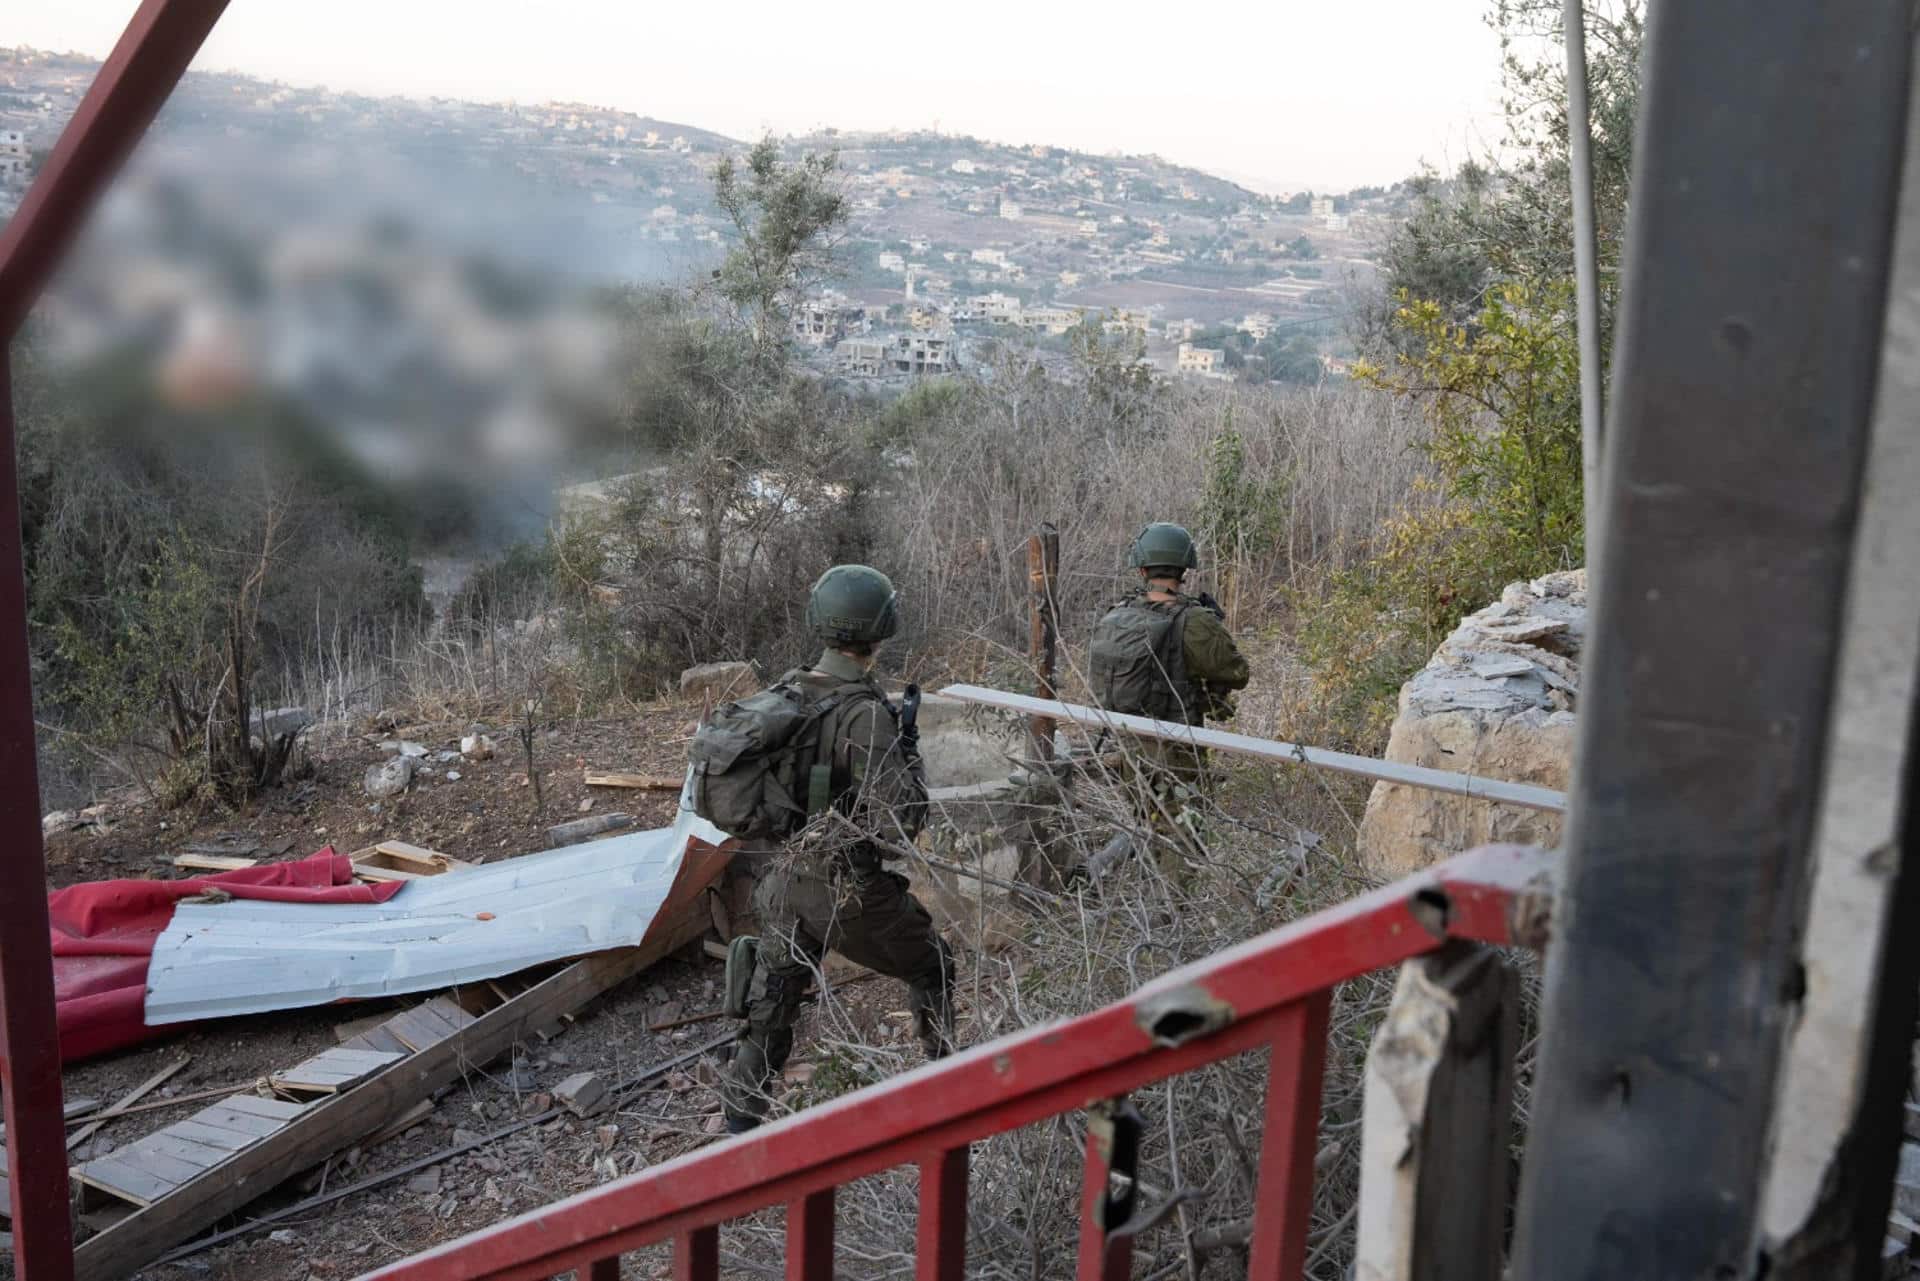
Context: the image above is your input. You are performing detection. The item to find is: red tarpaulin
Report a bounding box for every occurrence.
[49,849,405,1063]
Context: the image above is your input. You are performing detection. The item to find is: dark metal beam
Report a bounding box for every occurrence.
[0,353,74,1277]
[1512,2,1912,1277]
[0,0,232,343]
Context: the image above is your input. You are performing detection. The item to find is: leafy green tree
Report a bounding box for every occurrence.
[1354,281,1584,634]
[711,137,848,370]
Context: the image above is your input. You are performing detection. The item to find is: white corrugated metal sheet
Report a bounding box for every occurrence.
[143,804,725,1026]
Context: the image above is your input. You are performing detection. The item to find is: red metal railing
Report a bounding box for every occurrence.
[361,843,1552,1281]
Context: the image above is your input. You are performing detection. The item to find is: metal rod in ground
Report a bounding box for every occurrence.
[157,1031,740,1264]
[939,684,1569,813]
[1564,0,1605,581]
[1027,522,1061,762]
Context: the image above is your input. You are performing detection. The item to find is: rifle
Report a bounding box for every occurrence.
[897,683,922,755]
[1195,590,1227,621]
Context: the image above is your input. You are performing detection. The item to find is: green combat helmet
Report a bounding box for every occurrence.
[1128,522,1199,575]
[807,564,901,645]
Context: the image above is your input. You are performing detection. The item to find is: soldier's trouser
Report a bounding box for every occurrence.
[1132,741,1209,886]
[721,861,955,1126]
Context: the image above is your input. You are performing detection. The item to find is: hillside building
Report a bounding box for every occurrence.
[1177,342,1226,376]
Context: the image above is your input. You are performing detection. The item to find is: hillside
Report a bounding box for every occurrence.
[0,45,1408,326]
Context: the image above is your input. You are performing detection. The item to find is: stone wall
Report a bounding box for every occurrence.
[1355,570,1585,881]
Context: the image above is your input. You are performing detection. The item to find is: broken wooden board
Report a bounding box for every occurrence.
[269,1048,406,1096]
[74,849,727,1281]
[171,853,260,873]
[346,840,474,884]
[585,770,684,791]
[70,1095,307,1212]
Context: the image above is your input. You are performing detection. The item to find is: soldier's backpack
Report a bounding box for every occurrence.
[1088,597,1200,723]
[687,677,880,840]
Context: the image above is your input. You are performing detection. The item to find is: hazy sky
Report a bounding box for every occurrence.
[9,1,1509,191]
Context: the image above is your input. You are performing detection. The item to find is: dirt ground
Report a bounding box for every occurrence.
[7,702,928,1281]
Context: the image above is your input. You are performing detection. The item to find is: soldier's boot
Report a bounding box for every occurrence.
[910,938,958,1060]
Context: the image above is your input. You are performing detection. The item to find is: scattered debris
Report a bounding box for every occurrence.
[460,733,497,761]
[544,812,635,847]
[268,1228,298,1246]
[171,853,260,873]
[363,756,417,799]
[585,770,685,792]
[595,1124,619,1153]
[346,841,472,884]
[151,1032,737,1268]
[554,1072,612,1118]
[405,1167,442,1196]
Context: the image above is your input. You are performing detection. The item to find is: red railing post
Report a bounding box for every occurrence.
[1076,1099,1142,1281]
[673,1226,718,1281]
[1247,993,1332,1279]
[787,1186,835,1281]
[916,1145,969,1280]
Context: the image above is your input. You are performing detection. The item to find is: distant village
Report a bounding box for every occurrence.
[0,45,1413,387]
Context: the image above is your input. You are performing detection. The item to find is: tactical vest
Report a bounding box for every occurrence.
[1088,596,1205,724]
[687,672,880,840]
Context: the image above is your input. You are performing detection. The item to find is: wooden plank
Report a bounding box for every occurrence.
[72,849,729,1281]
[71,1157,174,1208]
[194,1109,289,1142]
[350,862,426,883]
[341,1023,410,1057]
[274,1048,404,1083]
[333,1008,398,1045]
[939,684,1571,813]
[363,1100,434,1149]
[371,840,449,869]
[171,853,260,873]
[166,1121,256,1154]
[190,1107,284,1140]
[69,1057,190,1151]
[220,1094,306,1122]
[585,770,684,791]
[424,995,478,1029]
[385,1006,460,1053]
[103,1146,204,1189]
[132,1133,230,1172]
[315,1048,407,1071]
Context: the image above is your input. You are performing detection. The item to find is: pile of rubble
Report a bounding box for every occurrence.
[1356,570,1586,881]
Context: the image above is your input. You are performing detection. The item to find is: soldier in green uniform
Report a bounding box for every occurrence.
[1087,523,1251,884]
[718,565,955,1134]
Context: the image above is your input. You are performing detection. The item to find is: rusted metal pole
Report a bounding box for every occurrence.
[1026,523,1059,762]
[0,354,75,1278]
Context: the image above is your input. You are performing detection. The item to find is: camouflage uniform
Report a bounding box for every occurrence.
[720,649,954,1130]
[1102,588,1251,882]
